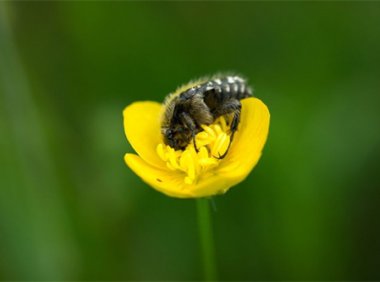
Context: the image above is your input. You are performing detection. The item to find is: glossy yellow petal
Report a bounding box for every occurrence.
[123,101,164,168]
[125,154,243,198]
[189,171,238,197]
[125,154,195,198]
[218,97,270,181]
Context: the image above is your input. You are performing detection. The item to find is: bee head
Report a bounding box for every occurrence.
[162,126,192,150]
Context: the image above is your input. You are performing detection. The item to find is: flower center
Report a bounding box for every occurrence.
[156,116,232,185]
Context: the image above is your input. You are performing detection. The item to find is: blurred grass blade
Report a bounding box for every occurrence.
[0,3,76,279]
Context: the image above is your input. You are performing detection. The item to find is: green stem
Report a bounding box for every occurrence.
[196,198,217,281]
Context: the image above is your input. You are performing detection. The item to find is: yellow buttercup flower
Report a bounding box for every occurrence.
[123,97,270,198]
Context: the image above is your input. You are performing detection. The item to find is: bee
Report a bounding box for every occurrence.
[161,75,253,158]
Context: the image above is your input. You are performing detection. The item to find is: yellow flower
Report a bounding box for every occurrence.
[123,97,270,198]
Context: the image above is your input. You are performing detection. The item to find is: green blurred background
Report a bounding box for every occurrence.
[1,2,380,280]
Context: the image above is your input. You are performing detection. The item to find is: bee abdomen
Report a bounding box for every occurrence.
[178,75,252,103]
[205,76,252,101]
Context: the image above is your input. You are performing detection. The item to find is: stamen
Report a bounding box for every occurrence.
[201,125,216,139]
[211,132,230,158]
[219,116,228,132]
[156,116,233,185]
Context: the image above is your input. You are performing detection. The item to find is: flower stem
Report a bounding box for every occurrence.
[196,198,217,281]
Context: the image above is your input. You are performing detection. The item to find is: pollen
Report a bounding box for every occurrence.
[156,116,232,185]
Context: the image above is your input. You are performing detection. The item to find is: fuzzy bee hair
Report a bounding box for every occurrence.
[160,74,253,155]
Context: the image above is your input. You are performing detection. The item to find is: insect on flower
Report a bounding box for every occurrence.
[123,74,270,198]
[161,75,252,158]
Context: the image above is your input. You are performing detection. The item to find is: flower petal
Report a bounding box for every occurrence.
[125,154,242,198]
[123,101,164,167]
[218,97,270,180]
[189,171,239,197]
[125,154,195,198]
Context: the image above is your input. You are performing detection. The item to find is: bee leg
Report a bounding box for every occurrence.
[192,133,199,152]
[213,100,241,159]
[216,112,240,159]
[229,108,241,143]
[180,112,199,152]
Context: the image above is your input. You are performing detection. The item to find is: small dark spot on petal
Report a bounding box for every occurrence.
[156,178,162,182]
